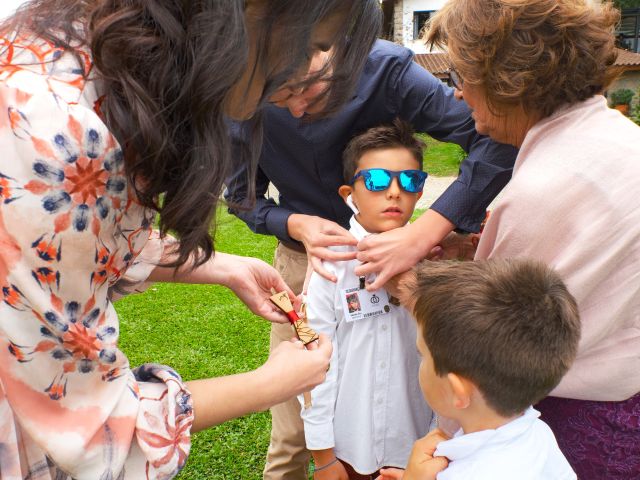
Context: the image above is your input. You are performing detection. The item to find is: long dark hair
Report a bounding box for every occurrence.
[1,0,380,268]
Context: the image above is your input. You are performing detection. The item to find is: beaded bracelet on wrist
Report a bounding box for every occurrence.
[313,458,339,473]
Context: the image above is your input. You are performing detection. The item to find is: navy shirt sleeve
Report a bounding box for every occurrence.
[389,52,517,232]
[225,163,297,244]
[224,125,300,244]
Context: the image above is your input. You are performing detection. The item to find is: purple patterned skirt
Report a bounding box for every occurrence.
[536,393,640,479]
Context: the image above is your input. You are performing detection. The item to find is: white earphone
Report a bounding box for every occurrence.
[345,194,359,215]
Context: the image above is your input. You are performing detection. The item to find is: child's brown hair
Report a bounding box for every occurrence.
[342,118,424,182]
[412,259,580,417]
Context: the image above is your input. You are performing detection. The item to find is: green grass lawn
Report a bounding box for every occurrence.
[419,134,466,177]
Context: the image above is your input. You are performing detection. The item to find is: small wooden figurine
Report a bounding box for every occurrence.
[269,289,320,408]
[269,290,319,345]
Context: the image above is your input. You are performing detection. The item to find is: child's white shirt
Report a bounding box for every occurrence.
[300,216,434,474]
[435,407,576,480]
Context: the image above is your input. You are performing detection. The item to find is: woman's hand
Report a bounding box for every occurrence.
[259,334,333,401]
[426,232,479,261]
[355,210,455,291]
[287,214,358,283]
[385,270,419,312]
[223,255,298,323]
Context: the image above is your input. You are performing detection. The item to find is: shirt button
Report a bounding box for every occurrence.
[381,324,388,331]
[377,398,384,405]
[380,362,386,369]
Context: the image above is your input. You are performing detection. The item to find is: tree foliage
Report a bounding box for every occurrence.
[615,0,640,10]
[632,87,640,125]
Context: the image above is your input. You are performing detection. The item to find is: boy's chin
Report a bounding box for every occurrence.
[364,217,410,233]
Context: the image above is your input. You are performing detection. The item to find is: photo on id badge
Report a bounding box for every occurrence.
[342,286,390,322]
[346,293,361,313]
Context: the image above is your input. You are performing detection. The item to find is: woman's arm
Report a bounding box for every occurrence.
[188,334,333,431]
[149,248,297,323]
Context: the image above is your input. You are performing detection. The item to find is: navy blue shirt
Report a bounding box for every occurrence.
[226,40,517,247]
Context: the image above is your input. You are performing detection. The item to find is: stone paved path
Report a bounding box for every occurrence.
[417,176,503,210]
[416,175,456,209]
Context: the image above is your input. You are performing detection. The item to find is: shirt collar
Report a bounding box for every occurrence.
[434,407,540,461]
[348,215,413,242]
[349,215,371,242]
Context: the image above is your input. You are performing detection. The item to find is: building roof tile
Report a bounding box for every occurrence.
[414,48,640,75]
[413,52,450,76]
[615,48,640,67]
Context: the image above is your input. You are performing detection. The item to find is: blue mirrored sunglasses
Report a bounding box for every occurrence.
[350,169,428,193]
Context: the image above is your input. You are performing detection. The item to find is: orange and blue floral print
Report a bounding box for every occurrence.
[0,34,193,479]
[32,233,62,262]
[13,112,128,235]
[30,234,62,289]
[2,284,25,310]
[8,292,122,401]
[0,33,91,96]
[0,172,21,204]
[91,241,120,288]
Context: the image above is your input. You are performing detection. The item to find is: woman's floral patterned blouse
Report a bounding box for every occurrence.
[0,33,193,479]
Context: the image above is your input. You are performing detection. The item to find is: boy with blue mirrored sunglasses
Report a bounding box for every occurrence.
[301,119,434,479]
[337,119,427,235]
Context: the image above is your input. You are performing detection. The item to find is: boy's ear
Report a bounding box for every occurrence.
[397,270,418,310]
[417,191,423,200]
[446,373,473,410]
[338,185,353,202]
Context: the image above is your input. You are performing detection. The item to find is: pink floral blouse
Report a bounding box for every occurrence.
[0,34,193,479]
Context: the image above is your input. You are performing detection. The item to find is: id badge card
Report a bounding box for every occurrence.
[341,285,391,322]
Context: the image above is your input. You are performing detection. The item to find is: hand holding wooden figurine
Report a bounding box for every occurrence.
[269,289,319,345]
[270,288,321,408]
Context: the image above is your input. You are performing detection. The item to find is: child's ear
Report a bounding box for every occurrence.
[417,191,423,200]
[338,185,353,202]
[446,373,473,410]
[397,270,418,310]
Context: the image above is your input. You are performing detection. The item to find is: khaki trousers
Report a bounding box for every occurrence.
[263,243,311,480]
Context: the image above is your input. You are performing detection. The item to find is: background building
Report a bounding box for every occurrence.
[382,1,640,54]
[381,0,640,107]
[618,7,640,52]
[381,0,446,54]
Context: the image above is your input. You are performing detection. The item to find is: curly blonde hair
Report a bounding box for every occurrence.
[426,0,620,118]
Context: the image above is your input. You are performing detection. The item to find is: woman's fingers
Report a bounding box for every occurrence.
[309,248,358,262]
[309,255,337,283]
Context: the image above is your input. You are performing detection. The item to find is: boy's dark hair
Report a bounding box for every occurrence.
[412,259,581,417]
[342,118,425,182]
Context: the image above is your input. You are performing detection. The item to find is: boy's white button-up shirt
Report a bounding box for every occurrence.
[435,407,576,479]
[301,217,434,474]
